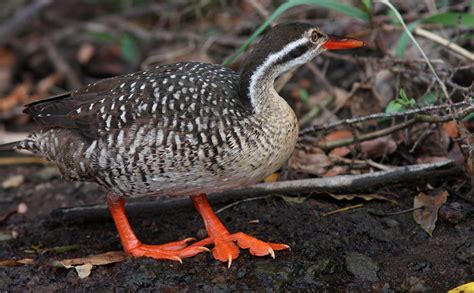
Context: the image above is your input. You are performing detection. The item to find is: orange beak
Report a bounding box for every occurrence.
[322,35,365,50]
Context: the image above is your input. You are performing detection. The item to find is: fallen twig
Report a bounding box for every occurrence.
[321,204,364,216]
[44,42,82,89]
[50,160,458,223]
[300,100,471,135]
[0,0,52,46]
[414,27,474,62]
[313,105,473,150]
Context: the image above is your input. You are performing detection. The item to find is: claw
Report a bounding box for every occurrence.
[227,254,232,269]
[198,246,211,252]
[172,255,183,264]
[183,237,196,244]
[268,247,275,259]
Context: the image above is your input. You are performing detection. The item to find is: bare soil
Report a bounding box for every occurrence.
[0,163,472,292]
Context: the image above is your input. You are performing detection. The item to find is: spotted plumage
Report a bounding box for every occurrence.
[7,22,346,198]
[0,22,366,266]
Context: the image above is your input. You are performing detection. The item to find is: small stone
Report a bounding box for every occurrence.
[1,175,24,189]
[455,236,474,263]
[345,252,380,282]
[439,202,472,224]
[11,230,19,239]
[454,219,474,238]
[253,260,293,281]
[305,257,337,278]
[17,202,28,214]
[0,230,12,241]
[401,276,428,292]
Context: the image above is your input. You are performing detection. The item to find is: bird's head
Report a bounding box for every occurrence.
[240,22,364,98]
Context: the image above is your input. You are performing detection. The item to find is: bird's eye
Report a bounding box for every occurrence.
[310,31,319,43]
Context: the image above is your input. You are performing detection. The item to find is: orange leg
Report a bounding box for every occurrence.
[190,194,289,267]
[107,192,209,263]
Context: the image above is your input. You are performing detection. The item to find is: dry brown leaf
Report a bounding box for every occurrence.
[325,130,353,142]
[323,166,347,177]
[416,156,450,164]
[0,258,33,267]
[328,193,395,203]
[0,47,15,93]
[448,144,466,166]
[329,146,351,157]
[54,251,127,279]
[350,85,383,127]
[55,251,126,267]
[75,263,94,279]
[360,136,397,158]
[442,121,459,139]
[0,82,32,114]
[413,191,449,236]
[288,147,332,176]
[36,74,61,96]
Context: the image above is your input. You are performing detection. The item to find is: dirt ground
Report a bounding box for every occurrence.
[0,163,472,291]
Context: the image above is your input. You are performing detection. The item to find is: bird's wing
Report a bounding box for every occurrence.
[24,62,243,140]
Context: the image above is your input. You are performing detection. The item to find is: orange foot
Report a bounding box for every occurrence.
[190,194,289,267]
[107,193,209,263]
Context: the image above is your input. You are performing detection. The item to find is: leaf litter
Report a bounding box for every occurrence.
[413,190,449,236]
[53,251,127,279]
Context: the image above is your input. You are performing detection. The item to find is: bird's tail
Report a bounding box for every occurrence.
[0,141,22,151]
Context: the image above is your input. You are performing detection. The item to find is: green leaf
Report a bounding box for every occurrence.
[360,0,372,14]
[50,245,80,254]
[398,88,415,107]
[119,35,138,64]
[385,89,418,113]
[299,88,310,104]
[419,92,437,105]
[385,100,404,113]
[396,21,420,58]
[399,88,409,102]
[463,112,474,121]
[86,31,116,43]
[223,0,368,65]
[423,12,474,27]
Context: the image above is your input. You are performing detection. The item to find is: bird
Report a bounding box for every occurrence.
[0,22,363,267]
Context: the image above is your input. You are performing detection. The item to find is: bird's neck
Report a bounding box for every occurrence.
[239,39,309,113]
[240,62,282,113]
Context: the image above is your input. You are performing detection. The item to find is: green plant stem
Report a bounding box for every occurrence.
[375,0,450,99]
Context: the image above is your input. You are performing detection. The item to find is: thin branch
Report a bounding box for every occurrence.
[317,119,416,150]
[375,0,450,99]
[414,27,474,62]
[50,161,457,223]
[314,105,474,150]
[0,0,52,46]
[44,42,82,89]
[300,100,471,135]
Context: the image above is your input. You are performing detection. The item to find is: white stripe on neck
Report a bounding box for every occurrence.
[248,37,309,111]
